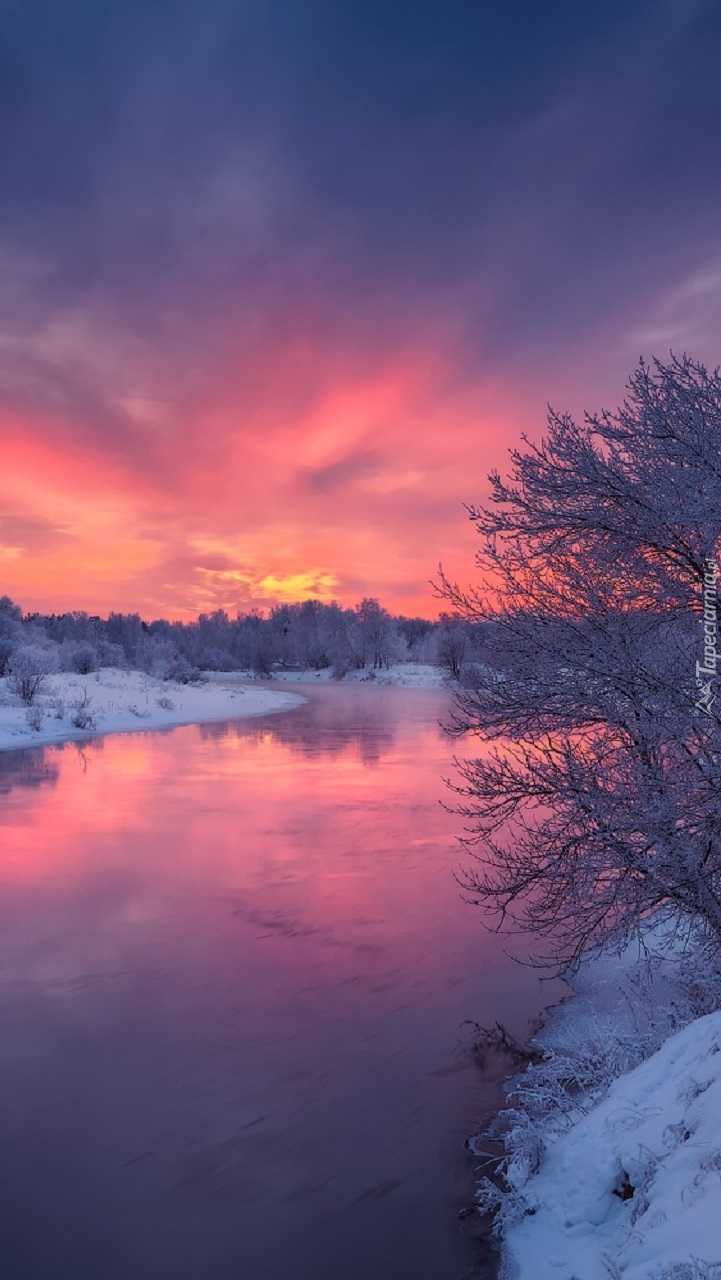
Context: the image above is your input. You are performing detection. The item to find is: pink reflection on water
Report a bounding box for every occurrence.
[0,685,562,1280]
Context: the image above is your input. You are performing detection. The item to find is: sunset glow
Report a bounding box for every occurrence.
[2,3,720,618]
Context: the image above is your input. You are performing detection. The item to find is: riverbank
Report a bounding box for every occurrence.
[0,668,304,752]
[205,662,449,688]
[481,928,721,1278]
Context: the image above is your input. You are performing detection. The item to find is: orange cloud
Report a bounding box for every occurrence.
[0,333,534,620]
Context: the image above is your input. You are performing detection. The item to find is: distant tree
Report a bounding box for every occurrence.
[269,604,300,669]
[440,355,721,969]
[230,611,270,673]
[0,595,22,676]
[318,601,356,672]
[436,614,467,680]
[96,639,126,668]
[105,612,144,664]
[296,599,331,669]
[0,596,22,627]
[7,589,451,683]
[136,633,199,683]
[355,598,398,670]
[396,615,433,658]
[249,634,274,677]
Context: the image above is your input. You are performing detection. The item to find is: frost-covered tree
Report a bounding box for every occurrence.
[63,642,98,674]
[6,645,56,705]
[354,598,401,669]
[135,633,200,683]
[440,355,721,969]
[0,595,22,675]
[436,613,468,680]
[105,612,144,664]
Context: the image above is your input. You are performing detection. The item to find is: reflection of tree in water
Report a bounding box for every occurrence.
[0,746,60,795]
[197,686,404,766]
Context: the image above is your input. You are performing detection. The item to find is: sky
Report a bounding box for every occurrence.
[1,0,721,620]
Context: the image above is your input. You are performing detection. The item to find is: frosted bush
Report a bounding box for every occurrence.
[70,692,96,730]
[60,642,98,674]
[654,1264,721,1280]
[7,645,55,705]
[25,705,44,732]
[474,931,721,1236]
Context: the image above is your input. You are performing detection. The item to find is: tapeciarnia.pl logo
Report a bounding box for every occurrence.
[695,557,718,716]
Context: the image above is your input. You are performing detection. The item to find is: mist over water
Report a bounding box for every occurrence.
[0,684,557,1279]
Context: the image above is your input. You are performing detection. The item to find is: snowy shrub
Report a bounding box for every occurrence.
[198,646,236,672]
[168,654,203,683]
[156,695,175,710]
[473,931,721,1237]
[49,697,66,720]
[675,938,721,1022]
[136,634,200,683]
[66,643,98,674]
[126,703,150,719]
[654,1264,721,1280]
[70,692,96,731]
[7,645,55,705]
[25,705,44,732]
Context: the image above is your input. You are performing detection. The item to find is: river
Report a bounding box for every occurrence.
[0,682,558,1279]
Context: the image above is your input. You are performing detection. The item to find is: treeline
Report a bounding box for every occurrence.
[0,594,483,683]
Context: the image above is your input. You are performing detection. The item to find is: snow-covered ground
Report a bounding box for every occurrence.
[205,662,448,688]
[0,668,304,752]
[342,661,447,688]
[505,1009,721,1279]
[482,931,721,1279]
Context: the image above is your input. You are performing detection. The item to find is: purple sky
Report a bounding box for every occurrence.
[1,0,720,617]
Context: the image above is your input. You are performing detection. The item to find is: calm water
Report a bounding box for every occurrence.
[0,683,555,1280]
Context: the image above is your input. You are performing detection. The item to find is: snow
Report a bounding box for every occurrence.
[504,1011,721,1279]
[0,668,304,752]
[494,934,721,1279]
[205,662,448,688]
[344,662,447,688]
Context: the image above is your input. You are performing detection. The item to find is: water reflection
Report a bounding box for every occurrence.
[0,745,60,796]
[199,681,401,764]
[0,685,558,1280]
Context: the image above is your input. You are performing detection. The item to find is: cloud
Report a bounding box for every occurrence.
[301,449,383,495]
[0,512,72,554]
[1,0,721,618]
[627,258,721,363]
[255,571,339,604]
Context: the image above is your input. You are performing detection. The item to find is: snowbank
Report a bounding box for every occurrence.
[344,662,447,688]
[485,933,721,1279]
[504,1010,721,1279]
[0,668,304,752]
[205,663,448,688]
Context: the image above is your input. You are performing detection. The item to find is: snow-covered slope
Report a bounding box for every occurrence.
[482,930,721,1279]
[504,1010,721,1279]
[216,662,449,688]
[0,668,303,752]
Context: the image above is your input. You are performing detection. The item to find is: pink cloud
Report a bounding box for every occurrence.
[0,326,548,619]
